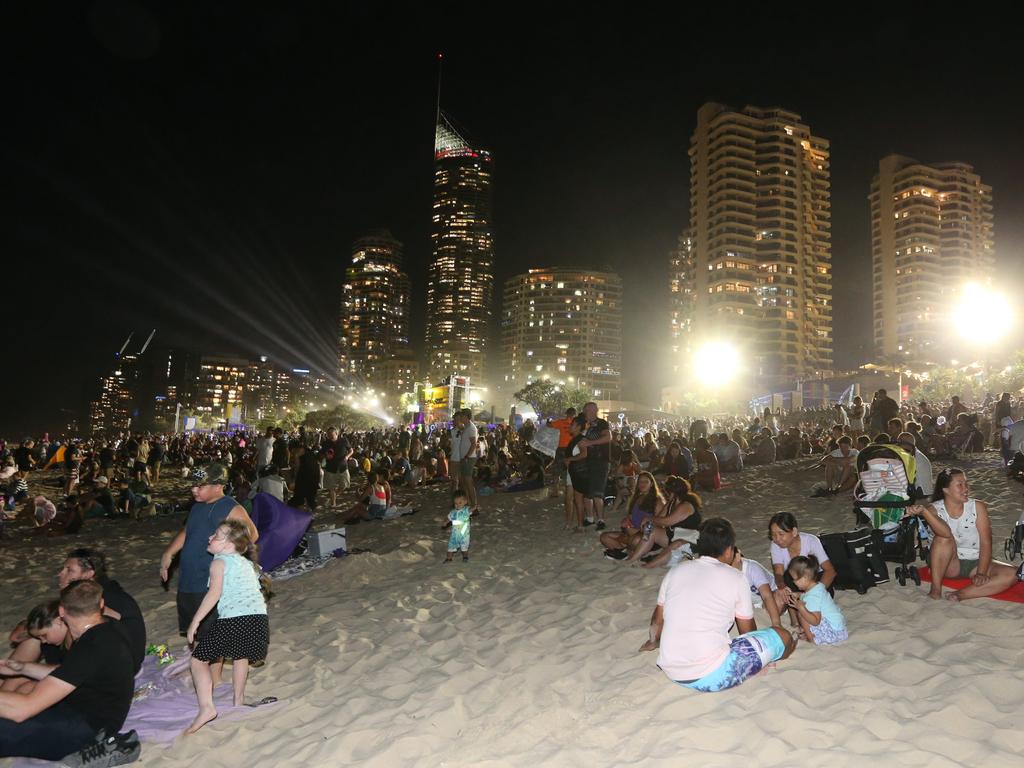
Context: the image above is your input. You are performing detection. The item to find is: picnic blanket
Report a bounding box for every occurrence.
[11,651,281,765]
[918,567,1024,603]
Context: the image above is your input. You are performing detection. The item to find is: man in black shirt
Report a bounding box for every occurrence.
[578,402,612,531]
[319,427,353,509]
[0,580,135,759]
[58,549,146,673]
[13,439,35,476]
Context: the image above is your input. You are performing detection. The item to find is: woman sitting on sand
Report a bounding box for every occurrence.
[2,601,70,693]
[621,475,703,565]
[692,438,721,491]
[600,471,664,559]
[768,512,836,625]
[654,441,691,479]
[907,468,1019,601]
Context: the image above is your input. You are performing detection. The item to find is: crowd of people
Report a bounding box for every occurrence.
[1,388,1022,760]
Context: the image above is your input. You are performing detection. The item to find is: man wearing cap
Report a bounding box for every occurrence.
[159,463,258,643]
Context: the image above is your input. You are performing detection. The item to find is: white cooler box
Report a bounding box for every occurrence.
[306,527,347,557]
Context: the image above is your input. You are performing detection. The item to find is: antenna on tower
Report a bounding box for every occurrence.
[138,329,156,355]
[435,52,443,126]
[116,333,134,359]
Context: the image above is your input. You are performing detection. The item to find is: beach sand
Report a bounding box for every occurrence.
[2,456,1024,766]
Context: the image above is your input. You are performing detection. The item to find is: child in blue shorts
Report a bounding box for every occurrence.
[786,555,848,645]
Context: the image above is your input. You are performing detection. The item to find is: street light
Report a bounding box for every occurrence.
[693,341,741,385]
[954,283,1014,344]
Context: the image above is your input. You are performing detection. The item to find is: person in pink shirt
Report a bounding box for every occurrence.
[649,518,795,692]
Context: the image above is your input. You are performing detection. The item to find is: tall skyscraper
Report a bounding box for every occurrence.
[338,230,412,390]
[870,154,994,364]
[425,111,494,384]
[668,229,696,377]
[685,103,832,384]
[195,356,247,424]
[501,268,623,399]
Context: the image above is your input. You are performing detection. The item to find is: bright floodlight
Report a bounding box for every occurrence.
[954,283,1014,343]
[694,341,740,384]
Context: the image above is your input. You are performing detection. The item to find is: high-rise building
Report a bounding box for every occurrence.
[668,229,696,377]
[870,154,994,364]
[338,230,412,391]
[195,357,247,424]
[376,350,419,405]
[501,268,623,399]
[425,111,494,384]
[685,103,832,384]
[88,332,159,434]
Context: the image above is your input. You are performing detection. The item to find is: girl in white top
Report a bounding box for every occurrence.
[908,468,1018,602]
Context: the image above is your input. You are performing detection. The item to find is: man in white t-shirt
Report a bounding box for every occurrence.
[649,518,795,692]
[823,436,858,492]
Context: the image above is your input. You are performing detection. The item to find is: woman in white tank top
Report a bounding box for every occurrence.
[908,468,1018,602]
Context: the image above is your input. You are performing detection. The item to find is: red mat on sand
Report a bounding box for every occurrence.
[918,567,1024,603]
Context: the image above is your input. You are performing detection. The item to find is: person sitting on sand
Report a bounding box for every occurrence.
[608,449,640,512]
[0,580,135,760]
[654,441,691,479]
[785,555,848,644]
[2,601,70,694]
[713,433,743,473]
[746,428,777,466]
[819,436,858,493]
[600,471,664,559]
[647,517,795,691]
[907,468,1019,601]
[730,547,783,628]
[768,512,836,624]
[619,475,702,565]
[692,438,721,491]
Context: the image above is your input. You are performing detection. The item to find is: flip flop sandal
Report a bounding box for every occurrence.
[246,696,278,707]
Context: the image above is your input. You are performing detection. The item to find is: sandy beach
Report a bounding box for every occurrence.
[3,456,1024,767]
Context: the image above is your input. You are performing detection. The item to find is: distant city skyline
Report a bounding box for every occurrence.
[6,7,1024,433]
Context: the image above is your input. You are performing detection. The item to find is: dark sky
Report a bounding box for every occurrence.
[5,3,1023,434]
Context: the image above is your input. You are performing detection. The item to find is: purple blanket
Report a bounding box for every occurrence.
[250,493,312,572]
[12,651,281,765]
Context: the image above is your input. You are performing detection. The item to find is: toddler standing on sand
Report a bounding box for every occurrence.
[444,491,471,563]
[186,520,269,733]
[785,555,847,645]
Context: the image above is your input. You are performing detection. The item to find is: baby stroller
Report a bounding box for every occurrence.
[1005,518,1024,561]
[852,444,930,587]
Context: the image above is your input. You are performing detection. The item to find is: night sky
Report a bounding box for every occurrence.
[5,3,1023,434]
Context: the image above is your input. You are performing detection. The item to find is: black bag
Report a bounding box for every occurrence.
[1007,452,1024,483]
[820,529,889,594]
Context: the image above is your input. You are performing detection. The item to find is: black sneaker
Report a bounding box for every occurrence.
[60,730,140,767]
[582,519,595,527]
[595,521,606,531]
[1016,562,1024,582]
[604,548,628,561]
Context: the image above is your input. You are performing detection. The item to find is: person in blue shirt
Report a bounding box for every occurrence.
[786,555,848,645]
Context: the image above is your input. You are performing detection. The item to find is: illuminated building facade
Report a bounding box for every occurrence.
[870,154,994,364]
[376,350,419,405]
[425,111,494,384]
[195,357,247,424]
[688,103,833,384]
[668,229,696,377]
[89,364,133,434]
[501,268,622,399]
[338,230,412,391]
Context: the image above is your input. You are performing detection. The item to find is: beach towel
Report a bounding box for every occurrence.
[249,492,312,572]
[918,567,1024,603]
